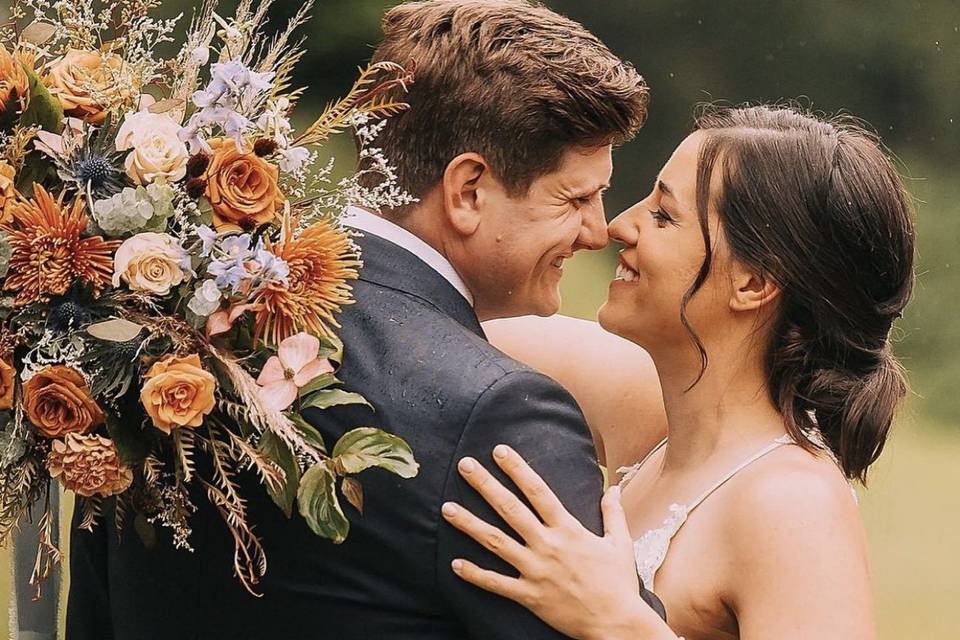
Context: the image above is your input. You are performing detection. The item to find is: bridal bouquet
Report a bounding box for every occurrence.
[0,0,418,596]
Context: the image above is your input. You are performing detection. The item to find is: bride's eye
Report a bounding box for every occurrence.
[649,208,675,228]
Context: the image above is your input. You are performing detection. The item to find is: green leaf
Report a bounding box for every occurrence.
[105,413,151,465]
[319,334,345,365]
[195,197,214,225]
[285,412,327,453]
[258,430,300,518]
[297,373,338,397]
[301,389,372,411]
[331,427,419,479]
[297,462,349,542]
[13,151,53,196]
[20,66,63,132]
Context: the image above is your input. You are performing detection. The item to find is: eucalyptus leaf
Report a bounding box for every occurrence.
[148,98,185,114]
[331,427,419,479]
[297,463,349,542]
[258,430,299,518]
[21,22,57,46]
[87,318,145,343]
[301,389,372,411]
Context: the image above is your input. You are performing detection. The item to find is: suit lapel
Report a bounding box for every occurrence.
[352,232,486,339]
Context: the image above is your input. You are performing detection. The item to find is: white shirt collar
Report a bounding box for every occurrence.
[341,206,474,306]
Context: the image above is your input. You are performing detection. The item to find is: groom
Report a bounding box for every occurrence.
[67,1,660,638]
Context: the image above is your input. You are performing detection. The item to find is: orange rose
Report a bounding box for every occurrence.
[0,160,17,225]
[46,49,130,124]
[0,358,15,410]
[47,433,133,498]
[140,353,216,434]
[204,138,285,232]
[23,365,104,438]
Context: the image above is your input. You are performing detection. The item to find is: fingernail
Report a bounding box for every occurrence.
[493,444,509,459]
[451,559,463,572]
[442,502,458,516]
[608,485,621,499]
[459,458,476,473]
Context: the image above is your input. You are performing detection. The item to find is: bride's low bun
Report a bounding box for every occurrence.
[682,105,916,482]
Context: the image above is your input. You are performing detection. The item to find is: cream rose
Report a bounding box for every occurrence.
[46,49,130,124]
[112,232,188,296]
[115,111,189,185]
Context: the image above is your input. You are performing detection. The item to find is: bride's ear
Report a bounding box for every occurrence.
[442,152,488,236]
[729,260,781,312]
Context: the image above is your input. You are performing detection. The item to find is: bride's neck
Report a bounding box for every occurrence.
[652,344,785,470]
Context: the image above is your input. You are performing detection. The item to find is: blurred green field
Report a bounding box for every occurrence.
[3,411,957,639]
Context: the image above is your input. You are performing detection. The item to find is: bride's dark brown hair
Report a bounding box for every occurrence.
[682,105,915,483]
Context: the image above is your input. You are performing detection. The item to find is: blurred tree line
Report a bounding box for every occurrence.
[125,0,960,424]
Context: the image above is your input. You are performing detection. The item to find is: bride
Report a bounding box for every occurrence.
[442,105,915,639]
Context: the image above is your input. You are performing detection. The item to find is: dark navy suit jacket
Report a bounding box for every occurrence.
[66,231,664,639]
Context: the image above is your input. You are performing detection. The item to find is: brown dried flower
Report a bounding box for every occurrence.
[47,433,133,498]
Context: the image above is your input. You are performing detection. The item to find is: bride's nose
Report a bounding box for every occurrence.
[608,203,642,246]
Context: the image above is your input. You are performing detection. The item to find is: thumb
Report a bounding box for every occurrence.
[601,484,631,542]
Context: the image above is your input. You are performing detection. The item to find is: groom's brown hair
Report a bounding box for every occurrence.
[363,0,649,209]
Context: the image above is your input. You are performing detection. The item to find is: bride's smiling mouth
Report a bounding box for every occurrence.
[613,255,640,283]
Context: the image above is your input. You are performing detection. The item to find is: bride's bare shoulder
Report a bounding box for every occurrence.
[483,315,666,467]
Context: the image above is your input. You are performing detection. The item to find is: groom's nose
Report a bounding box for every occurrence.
[575,205,610,251]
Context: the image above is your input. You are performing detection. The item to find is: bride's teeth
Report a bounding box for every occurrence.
[615,264,639,282]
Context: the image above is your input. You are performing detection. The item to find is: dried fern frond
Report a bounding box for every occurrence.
[142,454,163,485]
[29,499,62,601]
[202,479,266,596]
[226,429,285,495]
[203,423,244,508]
[293,61,414,147]
[77,495,103,532]
[114,490,129,538]
[0,451,47,543]
[173,428,197,483]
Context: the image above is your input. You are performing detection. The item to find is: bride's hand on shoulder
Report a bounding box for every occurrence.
[441,444,676,640]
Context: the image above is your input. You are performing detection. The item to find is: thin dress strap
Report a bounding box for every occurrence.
[631,434,794,592]
[617,436,668,488]
[685,434,794,511]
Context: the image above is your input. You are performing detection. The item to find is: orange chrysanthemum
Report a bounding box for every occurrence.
[0,44,30,115]
[253,215,360,347]
[2,185,121,306]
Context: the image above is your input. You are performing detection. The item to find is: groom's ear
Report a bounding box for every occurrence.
[729,260,781,313]
[442,152,489,236]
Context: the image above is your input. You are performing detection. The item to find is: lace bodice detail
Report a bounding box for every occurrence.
[617,434,795,592]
